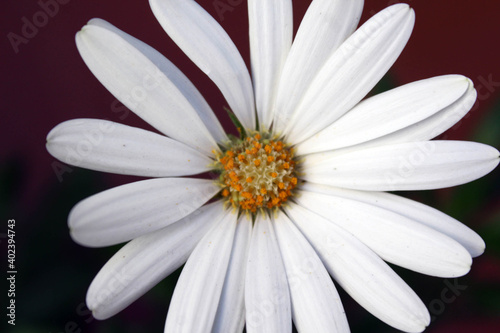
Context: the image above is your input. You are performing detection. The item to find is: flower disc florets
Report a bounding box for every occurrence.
[215,133,298,213]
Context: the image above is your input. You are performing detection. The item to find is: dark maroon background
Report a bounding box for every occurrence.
[2,1,500,332]
[3,0,500,212]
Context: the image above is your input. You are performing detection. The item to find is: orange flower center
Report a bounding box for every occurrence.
[216,133,298,213]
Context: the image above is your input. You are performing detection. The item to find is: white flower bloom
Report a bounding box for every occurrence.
[47,0,499,332]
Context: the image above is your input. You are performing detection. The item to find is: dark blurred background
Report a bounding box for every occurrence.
[1,0,500,332]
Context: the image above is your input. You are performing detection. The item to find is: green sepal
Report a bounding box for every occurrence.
[224,106,247,139]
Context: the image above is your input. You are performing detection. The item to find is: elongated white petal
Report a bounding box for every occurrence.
[285,203,430,332]
[47,119,212,177]
[284,4,415,144]
[274,212,350,333]
[297,75,471,155]
[295,190,472,277]
[299,83,477,158]
[212,215,252,333]
[69,178,219,247]
[302,182,485,257]
[76,23,218,155]
[87,18,228,145]
[245,214,291,333]
[86,201,225,319]
[150,0,255,130]
[249,0,292,130]
[369,81,477,145]
[273,0,363,135]
[301,141,500,191]
[164,210,237,333]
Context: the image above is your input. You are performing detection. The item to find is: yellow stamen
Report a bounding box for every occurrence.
[215,133,298,212]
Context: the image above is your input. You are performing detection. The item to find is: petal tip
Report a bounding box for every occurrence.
[88,307,107,321]
[450,256,473,278]
[77,25,89,35]
[87,18,104,26]
[471,238,486,258]
[465,76,474,86]
[68,228,85,247]
[389,3,410,11]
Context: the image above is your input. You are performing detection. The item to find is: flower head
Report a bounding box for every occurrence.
[215,133,298,212]
[47,0,499,332]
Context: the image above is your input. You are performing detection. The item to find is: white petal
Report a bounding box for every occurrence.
[273,0,364,135]
[164,210,237,333]
[245,214,291,333]
[302,182,485,257]
[285,203,430,332]
[87,18,228,145]
[300,83,477,158]
[283,4,415,144]
[47,119,212,177]
[86,201,225,319]
[295,190,472,277]
[248,0,292,130]
[150,0,255,130]
[212,214,252,333]
[69,178,220,247]
[273,212,350,333]
[301,141,500,191]
[381,82,477,143]
[297,75,471,155]
[76,22,218,155]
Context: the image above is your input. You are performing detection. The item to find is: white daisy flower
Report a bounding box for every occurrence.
[47,0,499,332]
